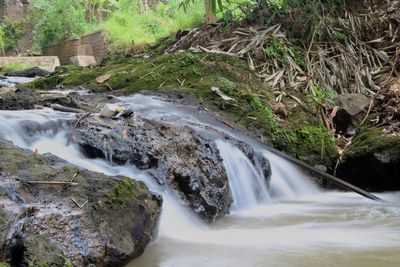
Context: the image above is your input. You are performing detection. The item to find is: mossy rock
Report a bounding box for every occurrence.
[337,127,400,191]
[0,140,162,266]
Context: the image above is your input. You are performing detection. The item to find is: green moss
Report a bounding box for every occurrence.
[24,235,67,267]
[0,64,32,75]
[290,124,337,166]
[0,262,10,267]
[106,178,145,208]
[345,127,400,159]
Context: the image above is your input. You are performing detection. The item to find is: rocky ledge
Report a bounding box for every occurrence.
[73,113,271,222]
[0,139,162,267]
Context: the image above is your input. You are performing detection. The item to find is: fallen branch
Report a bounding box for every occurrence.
[74,113,91,128]
[26,181,79,186]
[50,104,85,113]
[222,119,235,129]
[105,83,114,92]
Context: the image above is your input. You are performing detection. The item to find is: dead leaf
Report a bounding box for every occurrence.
[122,129,128,140]
[96,72,113,84]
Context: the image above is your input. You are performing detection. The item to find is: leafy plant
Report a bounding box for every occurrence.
[92,0,204,49]
[30,0,88,49]
[0,17,25,50]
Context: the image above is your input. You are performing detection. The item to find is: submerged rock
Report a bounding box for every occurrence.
[0,139,162,266]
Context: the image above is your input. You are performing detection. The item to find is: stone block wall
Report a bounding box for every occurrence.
[0,0,34,55]
[42,30,108,65]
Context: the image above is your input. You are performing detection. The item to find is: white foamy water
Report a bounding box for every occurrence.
[1,94,400,267]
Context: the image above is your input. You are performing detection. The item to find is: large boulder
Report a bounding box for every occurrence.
[73,114,271,222]
[0,139,162,267]
[333,93,371,136]
[74,116,230,222]
[336,127,400,191]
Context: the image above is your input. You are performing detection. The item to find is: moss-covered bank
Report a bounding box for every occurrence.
[337,125,400,191]
[29,52,337,167]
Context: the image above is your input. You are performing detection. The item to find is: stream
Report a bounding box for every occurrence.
[0,83,399,267]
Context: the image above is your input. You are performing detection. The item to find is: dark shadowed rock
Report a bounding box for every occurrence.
[333,93,371,136]
[336,127,400,191]
[5,67,50,78]
[0,139,162,266]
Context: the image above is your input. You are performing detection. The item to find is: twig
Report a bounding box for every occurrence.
[222,119,235,129]
[177,78,185,86]
[69,197,88,209]
[74,113,91,128]
[158,80,167,88]
[333,138,352,176]
[26,181,79,186]
[359,97,374,127]
[138,64,165,80]
[105,83,114,92]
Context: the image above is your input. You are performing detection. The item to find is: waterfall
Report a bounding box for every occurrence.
[216,140,320,210]
[215,140,270,210]
[264,150,320,199]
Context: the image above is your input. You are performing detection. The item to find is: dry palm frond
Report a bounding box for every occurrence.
[165,4,399,98]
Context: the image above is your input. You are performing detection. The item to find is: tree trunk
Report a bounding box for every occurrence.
[204,0,216,24]
[86,0,92,23]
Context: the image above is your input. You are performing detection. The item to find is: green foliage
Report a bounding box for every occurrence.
[30,0,88,49]
[0,262,10,267]
[0,17,25,50]
[309,85,337,107]
[0,27,4,52]
[0,63,32,74]
[92,0,204,49]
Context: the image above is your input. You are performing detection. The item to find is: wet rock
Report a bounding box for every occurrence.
[0,89,79,110]
[336,127,400,191]
[5,67,50,78]
[73,112,272,222]
[333,93,371,136]
[75,116,231,222]
[0,140,162,266]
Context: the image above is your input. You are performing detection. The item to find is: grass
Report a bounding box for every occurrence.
[0,63,33,74]
[88,0,205,50]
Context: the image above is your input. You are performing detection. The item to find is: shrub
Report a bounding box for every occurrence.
[30,0,88,49]
[0,17,25,50]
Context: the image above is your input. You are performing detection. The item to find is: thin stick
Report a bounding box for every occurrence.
[105,83,114,92]
[69,197,88,209]
[74,113,91,128]
[359,97,374,127]
[26,181,79,186]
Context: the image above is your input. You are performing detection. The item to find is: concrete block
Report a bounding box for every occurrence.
[70,56,96,67]
[76,44,93,56]
[0,56,60,72]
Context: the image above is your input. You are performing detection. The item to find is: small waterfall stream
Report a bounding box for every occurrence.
[0,90,399,267]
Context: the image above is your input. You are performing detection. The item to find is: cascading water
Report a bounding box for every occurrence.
[0,90,399,267]
[215,140,270,209]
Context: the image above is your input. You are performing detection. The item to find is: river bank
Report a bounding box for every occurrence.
[0,74,399,266]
